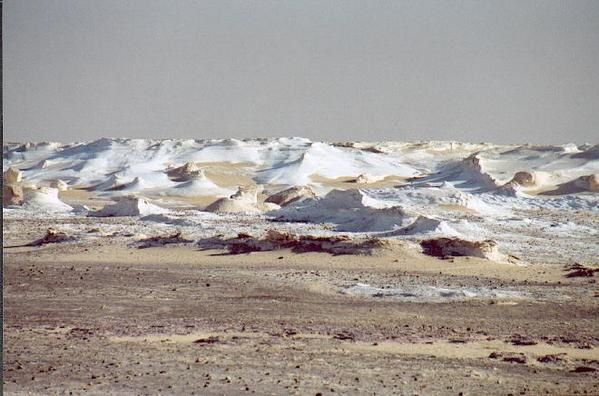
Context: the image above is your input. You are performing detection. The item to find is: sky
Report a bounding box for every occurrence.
[3,0,599,144]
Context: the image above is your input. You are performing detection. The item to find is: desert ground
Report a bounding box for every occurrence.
[3,220,599,395]
[3,138,599,394]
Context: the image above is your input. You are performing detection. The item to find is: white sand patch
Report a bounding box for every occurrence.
[341,282,525,301]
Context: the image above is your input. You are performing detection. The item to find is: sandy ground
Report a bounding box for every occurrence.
[3,222,599,395]
[310,174,407,189]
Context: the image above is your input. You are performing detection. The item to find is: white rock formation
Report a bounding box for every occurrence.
[88,196,169,217]
[3,167,22,184]
[205,186,262,213]
[22,187,73,212]
[265,185,316,207]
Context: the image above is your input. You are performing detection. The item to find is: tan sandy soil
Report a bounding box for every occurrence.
[311,174,407,189]
[58,189,113,210]
[3,236,598,395]
[151,195,223,210]
[198,161,256,188]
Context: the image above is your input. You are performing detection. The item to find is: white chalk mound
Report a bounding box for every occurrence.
[272,189,410,232]
[205,186,262,213]
[22,187,73,212]
[384,216,459,236]
[167,161,203,181]
[265,185,316,207]
[415,153,499,191]
[166,170,232,197]
[88,196,169,217]
[90,174,126,191]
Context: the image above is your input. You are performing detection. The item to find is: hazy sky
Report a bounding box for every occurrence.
[4,0,599,144]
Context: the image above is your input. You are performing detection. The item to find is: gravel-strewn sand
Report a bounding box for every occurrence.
[3,138,598,394]
[3,229,598,395]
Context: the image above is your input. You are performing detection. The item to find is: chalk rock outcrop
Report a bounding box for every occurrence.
[205,186,262,213]
[88,196,168,217]
[265,185,316,207]
[3,167,23,184]
[3,184,24,206]
[420,237,505,261]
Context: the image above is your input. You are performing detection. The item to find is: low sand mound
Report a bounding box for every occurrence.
[420,237,507,261]
[198,230,394,255]
[272,189,410,232]
[205,186,262,213]
[167,161,203,181]
[3,167,23,184]
[88,196,169,217]
[265,185,316,207]
[22,187,73,212]
[3,184,24,206]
